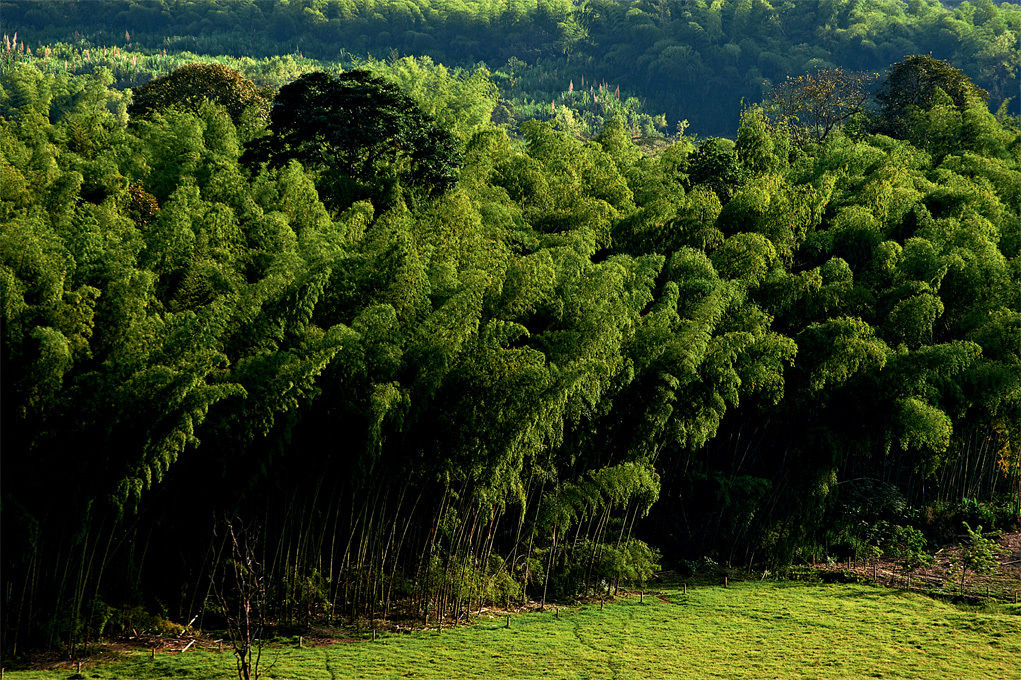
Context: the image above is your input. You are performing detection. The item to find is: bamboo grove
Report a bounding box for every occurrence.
[1,50,1019,656]
[5,0,1021,136]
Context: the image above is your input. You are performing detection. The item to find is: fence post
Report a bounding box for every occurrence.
[683,584,687,595]
[506,614,510,628]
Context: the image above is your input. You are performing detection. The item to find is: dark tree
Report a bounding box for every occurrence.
[873,55,989,137]
[242,70,462,209]
[129,63,271,125]
[686,137,744,203]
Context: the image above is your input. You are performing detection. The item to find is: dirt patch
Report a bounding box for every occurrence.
[817,530,1021,600]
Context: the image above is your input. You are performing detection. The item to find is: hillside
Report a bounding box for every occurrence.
[4,0,1020,135]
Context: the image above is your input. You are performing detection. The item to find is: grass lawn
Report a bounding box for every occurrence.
[7,581,1021,679]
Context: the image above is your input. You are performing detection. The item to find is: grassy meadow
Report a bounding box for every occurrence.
[7,581,1020,679]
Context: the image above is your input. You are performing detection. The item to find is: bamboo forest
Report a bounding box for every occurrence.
[1,0,1020,678]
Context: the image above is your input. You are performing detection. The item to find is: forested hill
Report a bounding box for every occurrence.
[2,49,1020,656]
[5,0,1020,135]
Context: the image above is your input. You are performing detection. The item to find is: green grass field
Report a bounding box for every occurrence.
[8,582,1021,679]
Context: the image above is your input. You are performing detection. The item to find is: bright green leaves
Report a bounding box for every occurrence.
[24,325,74,410]
[736,105,791,174]
[516,120,635,251]
[0,67,372,521]
[893,397,952,462]
[542,462,660,530]
[885,292,944,348]
[365,56,499,143]
[408,270,489,393]
[624,243,794,455]
[128,63,271,129]
[686,136,744,203]
[3,54,1020,618]
[906,87,963,160]
[135,110,207,202]
[498,250,556,319]
[797,316,889,393]
[717,174,821,265]
[711,232,777,285]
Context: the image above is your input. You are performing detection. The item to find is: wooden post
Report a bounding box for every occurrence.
[506,614,510,629]
[724,576,728,588]
[152,647,156,660]
[76,660,81,673]
[640,591,644,603]
[372,629,376,641]
[298,635,302,648]
[1014,591,1018,604]
[873,564,877,581]
[683,584,687,595]
[555,606,560,619]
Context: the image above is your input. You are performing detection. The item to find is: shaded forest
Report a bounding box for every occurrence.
[4,0,1020,135]
[1,22,1020,665]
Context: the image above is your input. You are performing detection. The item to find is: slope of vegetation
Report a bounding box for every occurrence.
[1,29,1019,669]
[6,581,1021,679]
[4,0,1020,134]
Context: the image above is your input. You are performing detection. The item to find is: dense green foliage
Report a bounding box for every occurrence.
[5,0,1020,135]
[3,41,668,143]
[1,44,1019,660]
[128,62,273,126]
[242,70,462,208]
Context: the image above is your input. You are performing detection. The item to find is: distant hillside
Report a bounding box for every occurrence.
[4,0,1019,135]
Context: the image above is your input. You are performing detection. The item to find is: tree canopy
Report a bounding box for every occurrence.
[129,62,272,125]
[1,47,1019,658]
[6,0,1020,135]
[242,70,462,208]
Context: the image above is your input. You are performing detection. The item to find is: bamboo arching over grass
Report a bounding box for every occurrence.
[1,52,1019,655]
